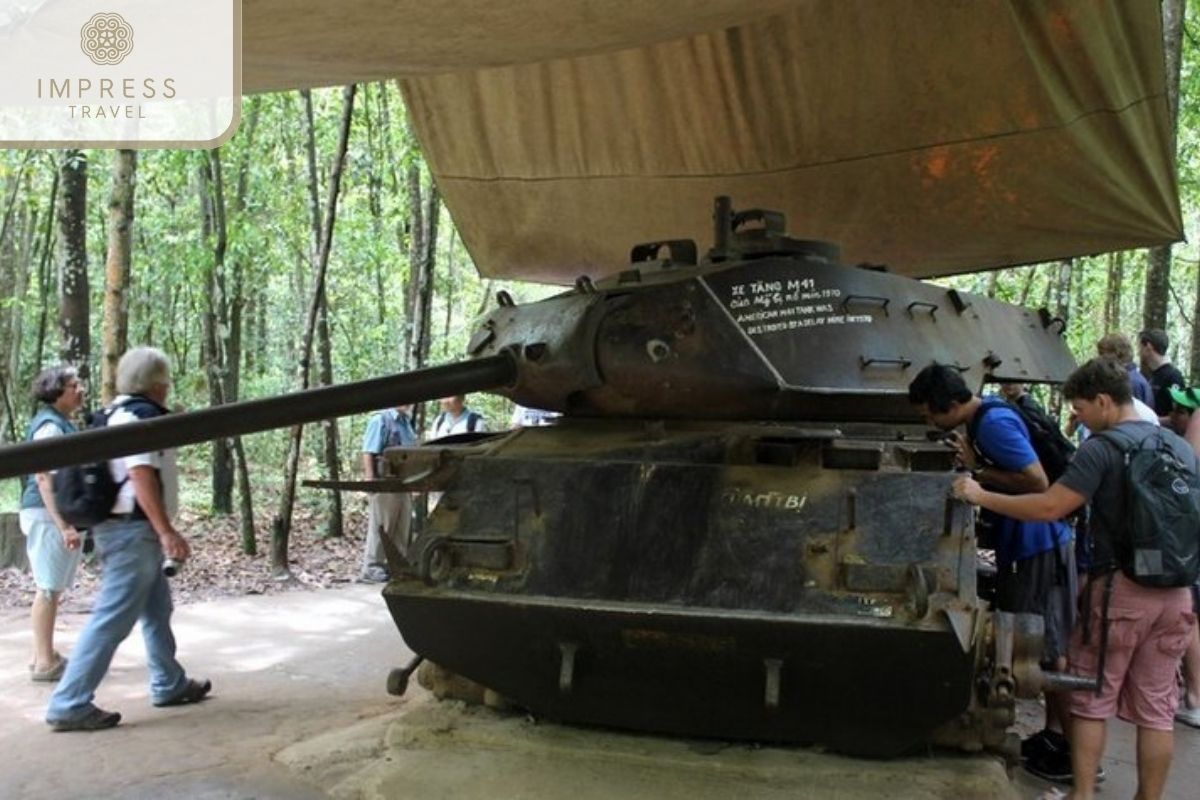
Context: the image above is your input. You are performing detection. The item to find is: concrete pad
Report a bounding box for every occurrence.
[280,700,1016,800]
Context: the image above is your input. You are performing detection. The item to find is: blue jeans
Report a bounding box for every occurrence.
[46,519,188,722]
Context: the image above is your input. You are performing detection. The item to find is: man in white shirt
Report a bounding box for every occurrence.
[360,405,417,582]
[510,404,560,428]
[46,347,209,732]
[429,395,487,439]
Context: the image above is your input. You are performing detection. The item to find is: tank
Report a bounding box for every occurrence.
[0,197,1091,759]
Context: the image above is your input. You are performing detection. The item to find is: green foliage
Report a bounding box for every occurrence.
[0,476,17,514]
[0,84,564,525]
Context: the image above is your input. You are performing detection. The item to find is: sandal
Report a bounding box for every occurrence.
[29,650,64,672]
[153,678,212,707]
[30,654,68,683]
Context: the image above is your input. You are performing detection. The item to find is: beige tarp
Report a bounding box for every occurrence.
[246,1,1183,284]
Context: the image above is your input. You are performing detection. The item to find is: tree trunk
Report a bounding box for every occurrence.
[1054,259,1072,323]
[57,150,90,383]
[1143,0,1185,331]
[0,376,17,442]
[1192,247,1200,380]
[300,88,343,539]
[228,98,261,549]
[985,270,1000,300]
[0,165,25,428]
[8,199,35,424]
[272,84,357,576]
[101,150,136,405]
[475,279,495,318]
[1104,251,1124,333]
[33,170,59,383]
[316,295,342,538]
[2,170,36,436]
[402,162,424,374]
[1144,247,1171,331]
[235,436,255,554]
[404,168,439,431]
[405,172,439,538]
[1017,266,1036,307]
[363,84,390,329]
[1049,259,1073,420]
[198,151,235,514]
[419,190,439,368]
[444,227,457,341]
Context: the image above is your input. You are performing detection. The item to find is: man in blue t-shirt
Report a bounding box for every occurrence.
[910,365,1076,780]
[360,405,418,582]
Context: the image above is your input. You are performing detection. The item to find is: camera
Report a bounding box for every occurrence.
[162,558,182,577]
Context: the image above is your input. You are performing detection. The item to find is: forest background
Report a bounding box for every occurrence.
[0,3,1198,580]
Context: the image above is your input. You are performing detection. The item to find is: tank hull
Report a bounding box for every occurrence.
[383,419,993,757]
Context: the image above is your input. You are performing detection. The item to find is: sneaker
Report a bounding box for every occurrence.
[1025,747,1106,785]
[1178,704,1200,729]
[1024,747,1073,784]
[1021,728,1068,761]
[153,678,212,707]
[359,565,389,584]
[47,706,121,732]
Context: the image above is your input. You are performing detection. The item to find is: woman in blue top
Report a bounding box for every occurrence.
[18,366,85,682]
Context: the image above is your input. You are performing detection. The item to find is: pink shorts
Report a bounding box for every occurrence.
[1068,573,1195,730]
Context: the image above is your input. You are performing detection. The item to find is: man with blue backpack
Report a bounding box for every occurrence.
[909,365,1077,780]
[954,358,1200,800]
[360,404,418,582]
[19,366,86,683]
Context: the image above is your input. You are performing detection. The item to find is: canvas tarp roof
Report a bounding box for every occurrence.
[245,0,1183,284]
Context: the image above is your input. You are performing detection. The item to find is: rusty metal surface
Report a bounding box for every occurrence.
[460,202,1075,421]
[474,253,1075,421]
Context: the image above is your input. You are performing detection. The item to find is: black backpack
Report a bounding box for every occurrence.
[969,397,1076,483]
[52,397,163,528]
[1094,427,1200,588]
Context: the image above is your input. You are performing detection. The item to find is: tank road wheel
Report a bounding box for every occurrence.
[386,654,425,696]
[386,668,409,696]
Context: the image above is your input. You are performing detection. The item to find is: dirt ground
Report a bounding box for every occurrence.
[0,503,371,613]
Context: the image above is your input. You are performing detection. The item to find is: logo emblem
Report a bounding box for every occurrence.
[80,12,133,65]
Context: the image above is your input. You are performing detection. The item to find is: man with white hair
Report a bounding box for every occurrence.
[45,347,210,732]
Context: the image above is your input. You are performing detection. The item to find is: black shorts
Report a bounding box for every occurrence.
[995,540,1077,665]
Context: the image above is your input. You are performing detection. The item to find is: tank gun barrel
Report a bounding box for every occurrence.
[0,354,515,480]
